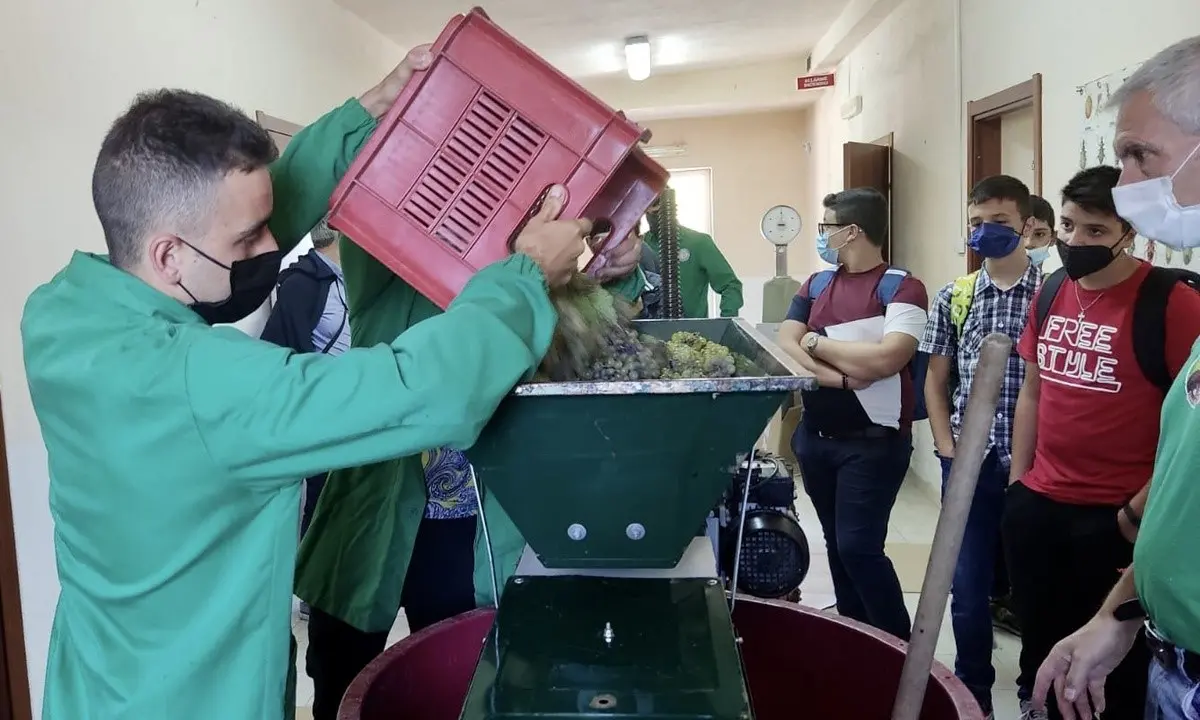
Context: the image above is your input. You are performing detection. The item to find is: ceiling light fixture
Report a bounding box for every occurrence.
[624,35,652,82]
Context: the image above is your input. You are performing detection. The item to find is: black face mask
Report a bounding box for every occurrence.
[1055,236,1126,281]
[179,242,283,325]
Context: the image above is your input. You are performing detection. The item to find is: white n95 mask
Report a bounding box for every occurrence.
[1112,142,1200,250]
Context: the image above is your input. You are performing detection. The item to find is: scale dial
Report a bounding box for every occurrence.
[761,205,803,247]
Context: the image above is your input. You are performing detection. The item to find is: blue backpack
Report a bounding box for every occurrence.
[807,267,930,421]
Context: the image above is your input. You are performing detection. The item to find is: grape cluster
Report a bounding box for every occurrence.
[580,327,664,381]
[539,273,760,383]
[660,331,737,379]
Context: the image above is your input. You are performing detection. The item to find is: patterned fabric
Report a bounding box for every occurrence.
[919,262,1042,468]
[421,448,478,519]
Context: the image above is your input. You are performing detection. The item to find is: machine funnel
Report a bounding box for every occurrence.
[465,317,815,569]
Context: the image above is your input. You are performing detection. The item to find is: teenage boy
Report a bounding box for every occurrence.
[1005,165,1200,719]
[920,174,1042,717]
[1025,195,1056,267]
[778,187,928,642]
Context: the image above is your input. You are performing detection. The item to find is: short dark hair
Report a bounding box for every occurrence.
[93,89,278,269]
[1061,166,1132,232]
[1029,195,1055,227]
[968,174,1032,218]
[822,188,888,247]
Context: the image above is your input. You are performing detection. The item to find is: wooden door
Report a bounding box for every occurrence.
[0,395,31,720]
[843,141,893,262]
[255,111,302,153]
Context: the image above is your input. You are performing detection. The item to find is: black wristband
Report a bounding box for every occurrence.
[1113,597,1146,622]
[1122,503,1141,528]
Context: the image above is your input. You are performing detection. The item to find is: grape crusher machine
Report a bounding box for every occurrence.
[459,317,817,720]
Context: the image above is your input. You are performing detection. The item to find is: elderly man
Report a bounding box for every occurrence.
[20,43,612,718]
[1033,34,1200,720]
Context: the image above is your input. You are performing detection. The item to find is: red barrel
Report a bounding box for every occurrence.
[338,597,983,720]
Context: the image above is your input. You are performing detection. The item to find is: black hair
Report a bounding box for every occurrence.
[92,89,279,269]
[822,188,888,247]
[1060,166,1132,232]
[968,174,1032,219]
[1029,195,1055,227]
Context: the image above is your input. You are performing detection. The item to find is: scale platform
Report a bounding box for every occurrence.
[460,318,815,720]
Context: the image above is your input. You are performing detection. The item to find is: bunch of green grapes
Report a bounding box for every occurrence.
[662,331,737,379]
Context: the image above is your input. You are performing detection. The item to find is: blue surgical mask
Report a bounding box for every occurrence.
[1026,245,1051,266]
[968,222,1022,258]
[816,227,849,265]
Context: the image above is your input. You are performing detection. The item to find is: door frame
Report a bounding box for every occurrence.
[871,132,895,262]
[0,394,32,720]
[965,73,1043,271]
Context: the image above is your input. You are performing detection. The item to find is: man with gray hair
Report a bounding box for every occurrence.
[1033,34,1200,720]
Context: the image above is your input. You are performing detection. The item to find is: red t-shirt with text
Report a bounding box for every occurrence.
[1017,262,1200,505]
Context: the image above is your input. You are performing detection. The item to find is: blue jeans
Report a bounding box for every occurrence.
[1145,652,1200,720]
[794,425,913,640]
[939,449,1008,714]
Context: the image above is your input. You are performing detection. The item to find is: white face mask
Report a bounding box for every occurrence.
[1112,141,1200,250]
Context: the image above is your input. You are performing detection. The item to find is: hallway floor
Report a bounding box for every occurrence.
[293,475,1022,719]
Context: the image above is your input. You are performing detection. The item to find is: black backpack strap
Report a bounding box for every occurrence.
[1133,267,1199,395]
[1035,268,1069,333]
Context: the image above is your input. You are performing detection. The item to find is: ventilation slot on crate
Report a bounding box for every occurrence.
[426,102,546,255]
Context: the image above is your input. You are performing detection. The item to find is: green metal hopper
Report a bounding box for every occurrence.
[466,318,816,569]
[459,317,816,720]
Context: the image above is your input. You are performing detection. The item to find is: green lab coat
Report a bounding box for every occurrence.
[644,225,743,318]
[22,99,558,720]
[294,241,643,634]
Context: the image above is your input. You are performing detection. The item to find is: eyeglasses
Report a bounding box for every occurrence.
[818,223,847,236]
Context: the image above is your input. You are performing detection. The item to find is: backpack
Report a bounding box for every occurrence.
[808,267,931,420]
[948,271,980,339]
[1033,266,1200,395]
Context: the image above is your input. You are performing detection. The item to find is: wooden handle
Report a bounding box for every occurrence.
[890,333,1013,720]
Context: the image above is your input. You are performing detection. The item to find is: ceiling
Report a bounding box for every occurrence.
[334,0,849,79]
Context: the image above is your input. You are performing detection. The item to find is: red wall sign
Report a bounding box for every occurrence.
[797,72,836,90]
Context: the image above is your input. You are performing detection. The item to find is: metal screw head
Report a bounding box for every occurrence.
[513,577,525,585]
[567,523,587,541]
[625,523,646,540]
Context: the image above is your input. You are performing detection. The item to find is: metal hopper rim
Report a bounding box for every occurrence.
[512,317,818,397]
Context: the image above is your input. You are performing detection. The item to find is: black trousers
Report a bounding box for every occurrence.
[793,426,913,641]
[306,515,477,720]
[1003,482,1149,719]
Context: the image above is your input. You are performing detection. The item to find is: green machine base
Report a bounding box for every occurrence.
[460,576,752,720]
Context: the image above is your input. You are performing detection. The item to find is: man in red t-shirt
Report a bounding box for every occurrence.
[1005,166,1200,719]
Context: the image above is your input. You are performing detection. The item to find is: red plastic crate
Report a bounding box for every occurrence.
[327,7,669,310]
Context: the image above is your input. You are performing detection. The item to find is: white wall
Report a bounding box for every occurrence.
[0,0,399,710]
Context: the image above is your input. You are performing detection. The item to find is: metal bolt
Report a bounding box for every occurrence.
[567,523,587,541]
[514,577,525,585]
[625,523,646,540]
[707,579,719,586]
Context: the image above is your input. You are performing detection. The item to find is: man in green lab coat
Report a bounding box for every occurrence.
[295,172,645,720]
[642,208,743,318]
[20,46,597,720]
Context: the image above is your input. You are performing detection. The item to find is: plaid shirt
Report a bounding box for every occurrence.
[918,263,1043,468]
